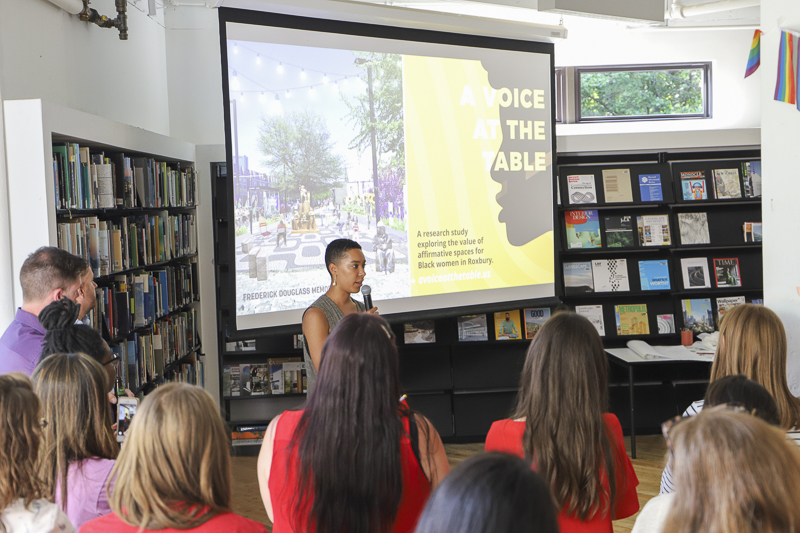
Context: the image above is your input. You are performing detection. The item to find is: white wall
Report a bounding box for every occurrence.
[761,0,800,394]
[0,0,170,135]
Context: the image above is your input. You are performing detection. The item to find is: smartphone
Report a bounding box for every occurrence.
[116,397,138,442]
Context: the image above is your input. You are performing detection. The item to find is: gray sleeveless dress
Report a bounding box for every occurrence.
[302,294,366,394]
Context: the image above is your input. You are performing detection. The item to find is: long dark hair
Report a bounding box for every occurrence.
[512,312,622,521]
[291,313,407,533]
[414,452,559,533]
[39,297,108,363]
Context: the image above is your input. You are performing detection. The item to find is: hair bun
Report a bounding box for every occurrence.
[38,297,80,331]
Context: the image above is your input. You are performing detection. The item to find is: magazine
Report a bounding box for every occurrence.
[712,168,742,199]
[591,259,630,292]
[494,310,522,340]
[602,168,633,203]
[680,257,711,289]
[637,215,671,246]
[404,320,436,344]
[638,174,663,202]
[638,260,671,291]
[680,171,708,201]
[563,261,594,295]
[678,212,711,245]
[716,296,746,324]
[457,314,488,342]
[742,161,762,198]
[604,215,634,248]
[657,314,675,334]
[565,210,602,249]
[681,298,715,333]
[615,304,649,335]
[713,257,742,288]
[566,174,597,204]
[523,308,551,340]
[576,305,605,336]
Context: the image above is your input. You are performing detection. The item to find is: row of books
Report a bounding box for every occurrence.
[166,357,203,388]
[57,213,197,278]
[565,161,760,206]
[567,210,761,249]
[222,359,307,397]
[231,425,267,447]
[52,143,197,210]
[574,296,761,337]
[88,264,196,337]
[110,309,198,391]
[563,256,744,294]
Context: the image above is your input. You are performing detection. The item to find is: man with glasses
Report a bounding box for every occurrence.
[0,246,93,375]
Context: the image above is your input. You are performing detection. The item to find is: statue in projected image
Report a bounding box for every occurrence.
[482,59,552,247]
[293,185,318,232]
[373,223,395,274]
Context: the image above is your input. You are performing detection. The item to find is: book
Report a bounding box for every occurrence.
[565,210,602,249]
[743,222,762,242]
[566,174,597,204]
[657,314,675,334]
[678,212,711,245]
[563,261,594,295]
[636,215,671,246]
[293,334,305,349]
[283,362,305,393]
[713,258,742,287]
[457,315,488,342]
[576,305,605,336]
[615,304,649,335]
[591,259,630,292]
[523,308,551,340]
[494,310,522,340]
[604,215,634,248]
[601,168,633,203]
[638,174,663,202]
[239,364,251,396]
[716,296,746,324]
[742,161,762,198]
[680,257,711,289]
[404,320,436,344]
[607,340,714,361]
[250,364,270,396]
[752,299,764,305]
[222,366,232,397]
[681,298,715,333]
[680,171,708,201]
[268,358,301,394]
[712,168,742,199]
[638,260,671,291]
[229,365,241,396]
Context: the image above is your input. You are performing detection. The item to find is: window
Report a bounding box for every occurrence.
[575,63,711,122]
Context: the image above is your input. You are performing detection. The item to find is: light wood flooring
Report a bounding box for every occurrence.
[231,435,668,532]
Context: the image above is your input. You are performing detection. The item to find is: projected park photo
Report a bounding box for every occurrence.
[225,23,555,328]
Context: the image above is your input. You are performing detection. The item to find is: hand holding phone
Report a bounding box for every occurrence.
[116,397,138,442]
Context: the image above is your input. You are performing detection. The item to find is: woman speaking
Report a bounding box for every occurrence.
[302,239,376,393]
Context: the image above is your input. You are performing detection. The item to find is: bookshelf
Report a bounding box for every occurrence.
[3,99,206,396]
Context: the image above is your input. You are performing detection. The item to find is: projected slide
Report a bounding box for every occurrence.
[224,19,555,330]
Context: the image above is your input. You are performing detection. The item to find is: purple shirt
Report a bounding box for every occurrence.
[0,308,46,375]
[56,457,116,529]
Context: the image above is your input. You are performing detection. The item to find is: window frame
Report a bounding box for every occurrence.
[574,62,712,123]
[554,66,567,123]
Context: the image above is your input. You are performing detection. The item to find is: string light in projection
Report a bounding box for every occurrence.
[256,54,261,65]
[301,68,307,79]
[233,42,238,54]
[277,62,284,74]
[285,90,291,99]
[230,69,240,90]
[259,92,266,102]
[323,73,329,84]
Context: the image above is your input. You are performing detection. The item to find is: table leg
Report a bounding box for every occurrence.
[629,365,636,459]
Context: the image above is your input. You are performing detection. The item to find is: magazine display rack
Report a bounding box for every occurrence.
[3,100,204,396]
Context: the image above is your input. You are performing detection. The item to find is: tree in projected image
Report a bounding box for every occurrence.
[580,68,704,118]
[257,110,343,204]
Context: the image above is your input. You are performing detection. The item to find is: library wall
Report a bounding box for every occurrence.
[762,0,800,394]
[0,0,170,135]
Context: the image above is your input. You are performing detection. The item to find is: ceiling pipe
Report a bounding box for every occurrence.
[667,0,760,19]
[44,0,128,39]
[46,0,84,14]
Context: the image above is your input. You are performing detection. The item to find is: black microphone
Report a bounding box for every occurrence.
[362,284,373,311]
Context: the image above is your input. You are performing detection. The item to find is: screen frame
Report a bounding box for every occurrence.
[218,7,560,338]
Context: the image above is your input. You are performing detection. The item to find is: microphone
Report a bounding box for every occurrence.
[361,284,373,311]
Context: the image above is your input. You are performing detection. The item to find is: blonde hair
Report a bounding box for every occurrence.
[109,383,231,529]
[32,352,118,507]
[663,409,800,533]
[0,373,47,530]
[710,304,800,429]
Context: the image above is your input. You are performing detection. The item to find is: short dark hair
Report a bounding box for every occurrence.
[38,298,109,365]
[19,247,88,303]
[414,452,559,533]
[704,374,781,426]
[324,239,361,277]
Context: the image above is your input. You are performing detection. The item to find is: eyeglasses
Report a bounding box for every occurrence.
[103,353,120,368]
[661,403,749,457]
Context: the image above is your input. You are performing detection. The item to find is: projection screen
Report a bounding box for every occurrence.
[220,9,556,332]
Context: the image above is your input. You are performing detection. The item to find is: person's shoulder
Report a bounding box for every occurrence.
[485,419,524,453]
[683,400,704,417]
[2,498,76,533]
[632,493,674,533]
[205,512,270,532]
[79,512,124,532]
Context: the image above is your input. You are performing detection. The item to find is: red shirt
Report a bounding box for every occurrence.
[79,511,269,533]
[270,409,431,533]
[485,413,639,533]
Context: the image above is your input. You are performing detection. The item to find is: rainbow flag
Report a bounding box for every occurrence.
[744,30,763,78]
[774,31,796,104]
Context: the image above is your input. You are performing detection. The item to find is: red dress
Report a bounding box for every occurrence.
[79,511,269,532]
[485,413,639,533]
[270,410,431,533]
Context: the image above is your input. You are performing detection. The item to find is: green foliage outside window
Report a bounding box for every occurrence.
[580,68,705,119]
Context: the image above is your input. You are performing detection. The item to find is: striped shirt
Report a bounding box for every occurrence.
[659,400,800,494]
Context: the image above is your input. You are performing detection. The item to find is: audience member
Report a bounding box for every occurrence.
[634,379,782,533]
[33,352,119,529]
[485,312,639,533]
[414,452,559,533]
[659,304,800,493]
[0,373,74,532]
[0,247,94,375]
[638,409,800,533]
[80,383,268,532]
[259,313,450,533]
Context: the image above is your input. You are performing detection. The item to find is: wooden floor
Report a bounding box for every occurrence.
[231,435,667,532]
